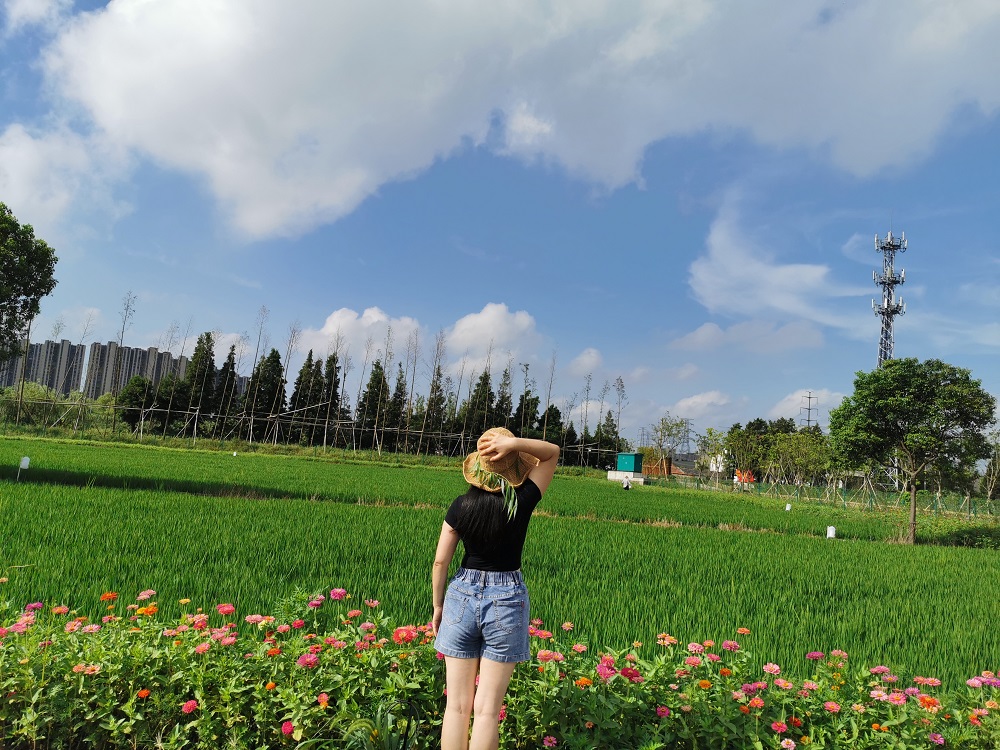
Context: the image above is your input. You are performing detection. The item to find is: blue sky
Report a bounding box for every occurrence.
[2,0,999,442]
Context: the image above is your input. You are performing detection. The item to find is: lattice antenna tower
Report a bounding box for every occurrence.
[798,390,818,429]
[872,230,907,366]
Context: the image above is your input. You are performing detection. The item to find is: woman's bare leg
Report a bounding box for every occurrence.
[442,656,480,750]
[469,658,517,750]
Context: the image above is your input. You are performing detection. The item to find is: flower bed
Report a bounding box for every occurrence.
[0,589,997,749]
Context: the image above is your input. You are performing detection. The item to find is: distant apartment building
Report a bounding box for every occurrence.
[0,339,87,396]
[83,342,189,400]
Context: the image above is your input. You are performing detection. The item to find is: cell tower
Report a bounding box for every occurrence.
[872,230,906,367]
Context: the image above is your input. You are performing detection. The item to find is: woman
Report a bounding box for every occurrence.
[431,427,559,750]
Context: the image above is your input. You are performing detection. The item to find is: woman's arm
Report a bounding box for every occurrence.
[431,521,460,635]
[478,434,560,494]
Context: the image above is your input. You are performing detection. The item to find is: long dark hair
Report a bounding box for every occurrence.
[450,486,508,549]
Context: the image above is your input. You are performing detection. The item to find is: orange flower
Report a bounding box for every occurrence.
[136,605,157,616]
[265,682,277,690]
[137,689,150,699]
[100,592,118,602]
[720,668,732,677]
[266,647,281,657]
[872,724,881,731]
[575,677,593,688]
[698,680,712,689]
[739,705,750,714]
[736,627,751,635]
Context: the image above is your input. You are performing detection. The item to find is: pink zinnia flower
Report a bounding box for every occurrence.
[245,614,264,624]
[25,602,43,611]
[763,663,781,675]
[81,624,101,634]
[282,721,294,735]
[781,740,797,750]
[802,681,819,691]
[347,609,362,619]
[721,640,740,652]
[542,737,557,747]
[805,651,824,660]
[364,599,379,608]
[831,649,848,658]
[291,619,305,629]
[656,705,671,718]
[887,692,907,706]
[297,653,319,668]
[687,643,705,654]
[216,603,235,616]
[869,665,890,675]
[194,642,211,654]
[775,678,794,690]
[823,701,841,713]
[330,588,347,600]
[136,590,156,601]
[684,656,702,668]
[928,733,945,746]
[359,622,376,632]
[561,622,574,631]
[748,697,764,709]
[596,664,617,682]
[771,721,788,733]
[620,667,643,683]
[181,699,198,714]
[308,599,324,609]
[64,620,81,633]
[220,635,236,646]
[572,644,587,653]
[967,677,983,688]
[51,605,70,615]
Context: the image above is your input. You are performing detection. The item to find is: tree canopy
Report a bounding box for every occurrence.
[0,203,58,360]
[829,357,996,543]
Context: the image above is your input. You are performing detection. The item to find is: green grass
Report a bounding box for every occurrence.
[2,471,999,686]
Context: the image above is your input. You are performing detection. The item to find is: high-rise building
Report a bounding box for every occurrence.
[0,339,86,395]
[82,342,189,399]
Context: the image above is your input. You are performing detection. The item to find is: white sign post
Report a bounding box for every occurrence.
[785,503,792,511]
[826,526,836,539]
[16,456,29,482]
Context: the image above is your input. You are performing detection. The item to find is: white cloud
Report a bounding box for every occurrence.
[667,362,699,380]
[672,320,824,353]
[669,390,732,422]
[446,303,540,369]
[2,0,69,32]
[298,307,423,369]
[568,347,603,377]
[11,0,999,237]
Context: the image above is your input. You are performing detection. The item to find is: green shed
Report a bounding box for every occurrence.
[616,452,643,473]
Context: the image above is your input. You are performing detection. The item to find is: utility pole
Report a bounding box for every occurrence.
[799,390,818,429]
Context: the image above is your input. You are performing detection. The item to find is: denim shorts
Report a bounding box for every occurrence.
[434,568,530,663]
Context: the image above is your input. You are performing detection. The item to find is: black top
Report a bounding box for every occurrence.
[444,479,542,572]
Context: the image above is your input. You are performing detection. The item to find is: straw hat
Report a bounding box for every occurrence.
[462,427,539,492]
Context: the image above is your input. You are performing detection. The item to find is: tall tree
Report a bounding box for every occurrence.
[512,389,540,438]
[243,349,285,442]
[355,359,389,450]
[829,358,996,544]
[321,351,343,448]
[0,203,58,362]
[288,350,316,444]
[214,344,240,439]
[383,362,408,452]
[650,411,688,476]
[495,361,514,429]
[185,332,219,429]
[465,368,495,434]
[613,376,628,454]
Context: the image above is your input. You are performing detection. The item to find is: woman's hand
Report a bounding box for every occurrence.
[431,605,443,636]
[478,432,515,461]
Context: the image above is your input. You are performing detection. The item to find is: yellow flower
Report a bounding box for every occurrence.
[179,598,191,605]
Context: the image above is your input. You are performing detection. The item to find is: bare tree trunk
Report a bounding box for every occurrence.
[908,480,918,545]
[404,329,420,453]
[110,291,137,435]
[542,351,556,441]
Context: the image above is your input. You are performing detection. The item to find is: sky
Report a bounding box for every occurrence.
[2,0,1000,445]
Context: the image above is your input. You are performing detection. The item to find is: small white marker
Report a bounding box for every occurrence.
[233,452,237,456]
[826,526,836,539]
[785,503,792,511]
[20,457,30,470]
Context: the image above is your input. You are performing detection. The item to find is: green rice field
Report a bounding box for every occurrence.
[1,436,998,687]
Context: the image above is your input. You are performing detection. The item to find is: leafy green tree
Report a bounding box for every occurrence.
[152,373,191,435]
[242,349,285,442]
[419,363,447,455]
[463,369,495,435]
[320,352,344,448]
[829,358,996,544]
[696,427,728,486]
[289,350,317,444]
[184,332,219,427]
[512,389,540,438]
[563,421,579,466]
[982,430,1000,503]
[0,203,58,361]
[650,412,688,476]
[383,362,408,451]
[117,375,153,431]
[214,345,240,439]
[355,359,389,450]
[538,404,563,449]
[495,364,513,429]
